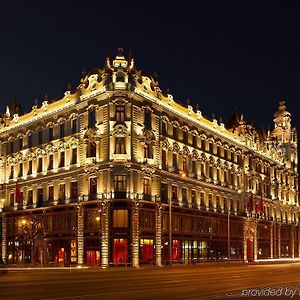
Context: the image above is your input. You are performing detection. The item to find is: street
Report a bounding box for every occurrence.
[1,263,300,300]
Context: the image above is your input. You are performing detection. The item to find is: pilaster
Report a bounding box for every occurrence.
[77,204,84,265]
[101,200,109,268]
[155,204,162,267]
[131,200,139,268]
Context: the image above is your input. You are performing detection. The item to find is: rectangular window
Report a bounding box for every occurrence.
[115,137,126,154]
[9,141,14,154]
[200,192,205,206]
[38,187,43,202]
[162,121,167,136]
[59,152,65,168]
[9,166,14,179]
[172,185,178,201]
[182,188,187,202]
[114,175,126,192]
[28,161,32,175]
[27,190,33,205]
[19,138,23,151]
[60,123,65,138]
[48,186,54,201]
[192,160,196,174]
[71,182,78,199]
[71,118,78,134]
[113,210,128,227]
[71,148,77,165]
[59,184,65,200]
[208,194,213,208]
[162,149,167,170]
[88,109,96,128]
[48,154,53,170]
[28,135,33,148]
[49,127,53,141]
[10,193,14,206]
[37,157,43,173]
[160,183,168,203]
[19,163,23,177]
[38,130,43,145]
[183,157,187,172]
[115,105,125,122]
[172,153,177,170]
[89,178,97,196]
[143,178,150,195]
[191,190,196,204]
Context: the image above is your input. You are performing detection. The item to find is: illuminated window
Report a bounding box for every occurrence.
[114,175,126,192]
[115,105,125,122]
[113,210,128,227]
[115,137,126,154]
[113,238,128,264]
[143,178,151,195]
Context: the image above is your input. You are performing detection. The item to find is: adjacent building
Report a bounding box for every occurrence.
[0,49,298,267]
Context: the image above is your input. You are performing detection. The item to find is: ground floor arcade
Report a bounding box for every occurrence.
[1,200,299,266]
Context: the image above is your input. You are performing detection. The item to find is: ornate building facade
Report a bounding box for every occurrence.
[0,49,298,267]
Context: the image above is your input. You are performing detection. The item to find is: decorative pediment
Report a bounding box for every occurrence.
[113,124,127,137]
[172,142,180,153]
[182,146,190,157]
[140,129,155,144]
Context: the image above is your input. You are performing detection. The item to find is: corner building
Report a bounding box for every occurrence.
[0,49,299,267]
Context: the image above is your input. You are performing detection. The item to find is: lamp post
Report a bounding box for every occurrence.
[169,198,172,265]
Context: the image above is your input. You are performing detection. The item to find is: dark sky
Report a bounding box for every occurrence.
[1,1,300,133]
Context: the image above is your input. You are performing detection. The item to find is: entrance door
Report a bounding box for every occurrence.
[86,250,100,265]
[58,248,65,265]
[247,239,253,262]
[113,238,128,265]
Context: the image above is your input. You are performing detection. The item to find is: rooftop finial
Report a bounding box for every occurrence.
[117,47,124,58]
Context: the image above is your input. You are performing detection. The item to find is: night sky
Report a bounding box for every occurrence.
[1,1,300,134]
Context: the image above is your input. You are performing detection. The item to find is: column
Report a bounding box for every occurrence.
[77,204,84,265]
[243,220,248,263]
[270,222,274,259]
[2,213,7,264]
[253,221,258,261]
[131,200,139,268]
[278,224,281,258]
[291,224,295,258]
[101,200,109,268]
[155,204,162,267]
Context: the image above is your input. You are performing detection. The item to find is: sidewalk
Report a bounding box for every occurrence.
[2,259,299,271]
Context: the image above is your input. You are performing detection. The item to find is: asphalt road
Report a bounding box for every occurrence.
[2,263,300,300]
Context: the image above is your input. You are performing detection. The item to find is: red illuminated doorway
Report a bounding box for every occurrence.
[86,250,100,265]
[247,239,254,262]
[113,238,128,265]
[140,239,154,263]
[58,248,65,265]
